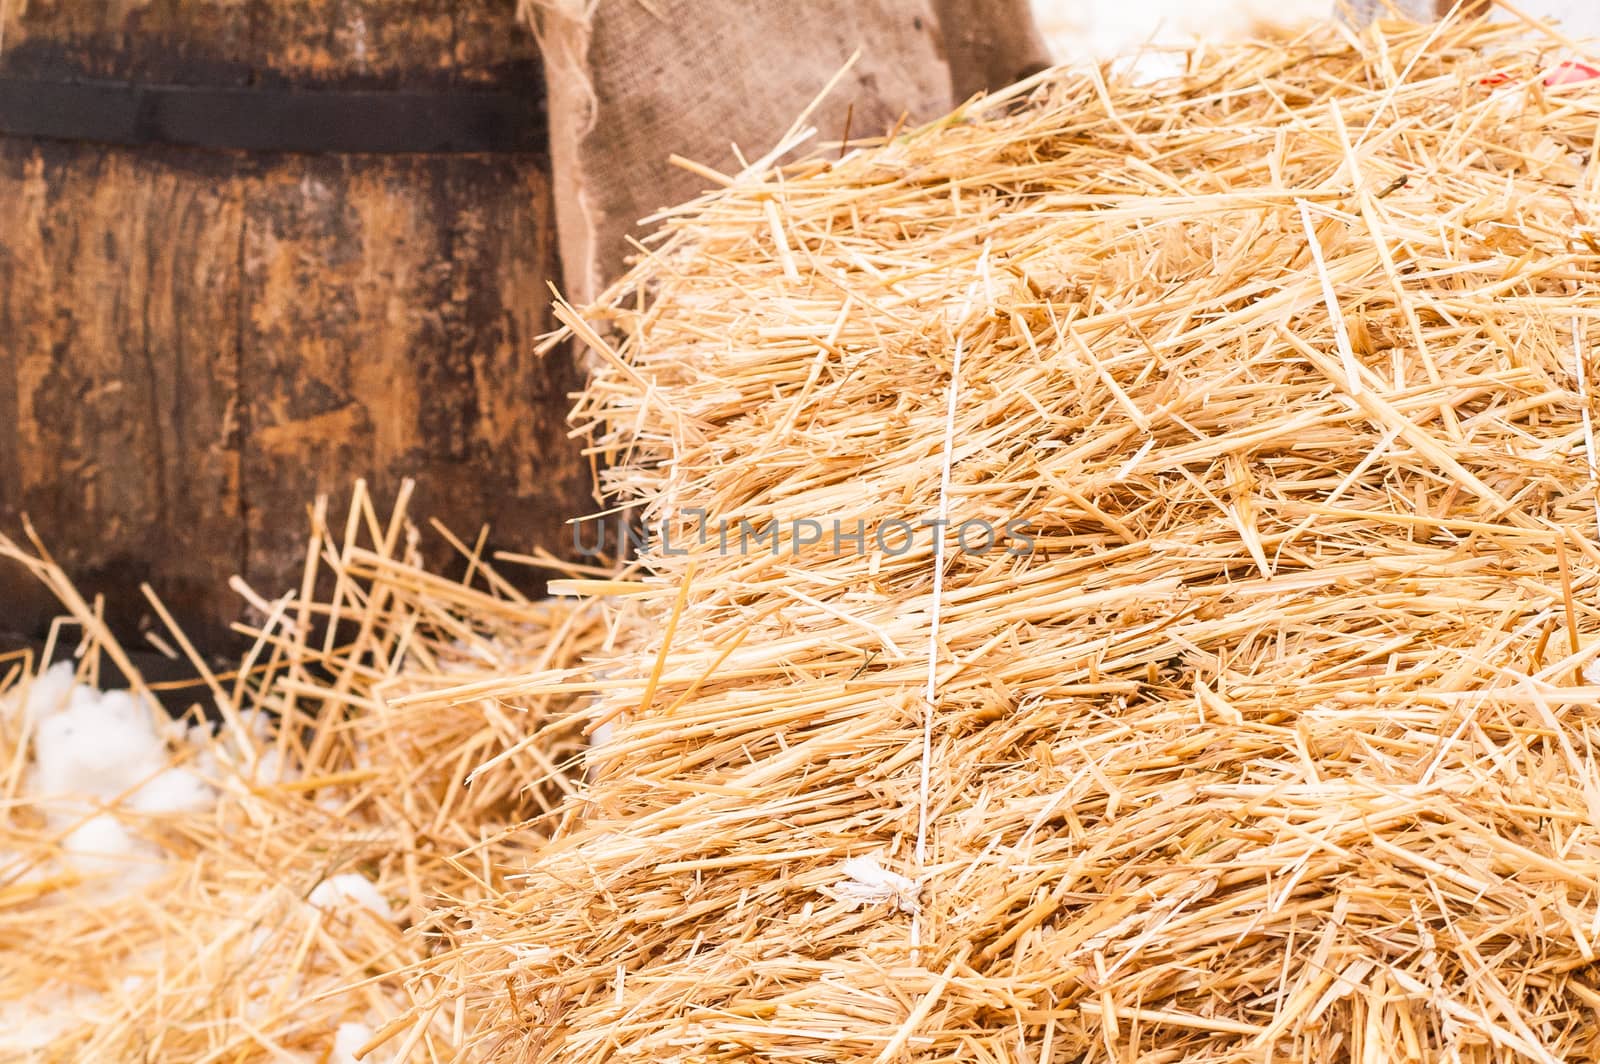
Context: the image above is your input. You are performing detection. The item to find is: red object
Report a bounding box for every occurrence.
[1545,61,1600,86]
[1479,61,1600,88]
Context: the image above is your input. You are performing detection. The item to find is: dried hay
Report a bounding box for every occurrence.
[407,13,1600,1064]
[8,10,1600,1064]
[0,486,607,1061]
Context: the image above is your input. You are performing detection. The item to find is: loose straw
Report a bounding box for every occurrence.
[1574,317,1600,542]
[17,17,1600,1064]
[1298,197,1363,396]
[915,281,976,904]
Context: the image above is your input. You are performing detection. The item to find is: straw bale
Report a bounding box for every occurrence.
[409,13,1600,1063]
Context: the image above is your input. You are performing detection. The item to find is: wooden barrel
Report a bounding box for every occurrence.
[0,1,588,653]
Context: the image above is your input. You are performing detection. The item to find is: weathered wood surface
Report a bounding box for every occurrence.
[0,1,587,654]
[0,0,535,87]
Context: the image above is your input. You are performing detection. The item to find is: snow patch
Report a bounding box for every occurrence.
[832,855,921,914]
[332,1021,392,1064]
[0,986,98,1055]
[60,814,163,895]
[1,663,220,901]
[21,663,212,818]
[308,873,397,924]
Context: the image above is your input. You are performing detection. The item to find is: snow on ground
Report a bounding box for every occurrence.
[0,663,222,1055]
[8,665,208,806]
[308,872,399,924]
[2,662,216,894]
[0,661,374,1060]
[0,987,114,1058]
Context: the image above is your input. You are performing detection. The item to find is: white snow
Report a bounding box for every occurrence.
[333,1022,374,1064]
[331,1018,400,1064]
[31,680,170,803]
[249,745,291,786]
[308,873,397,924]
[3,657,76,727]
[126,766,216,815]
[60,814,161,887]
[832,855,921,914]
[0,987,94,1055]
[1,662,217,898]
[15,662,215,817]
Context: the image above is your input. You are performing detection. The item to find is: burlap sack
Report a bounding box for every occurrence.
[530,0,1466,306]
[931,0,1054,100]
[525,0,1049,304]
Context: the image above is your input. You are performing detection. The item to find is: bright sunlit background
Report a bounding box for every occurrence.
[1029,1,1600,64]
[1029,0,1335,63]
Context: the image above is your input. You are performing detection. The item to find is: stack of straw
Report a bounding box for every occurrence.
[408,14,1600,1063]
[9,12,1600,1063]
